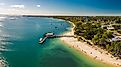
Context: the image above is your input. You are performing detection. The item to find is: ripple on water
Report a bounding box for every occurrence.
[0,16,6,22]
[0,45,13,52]
[0,22,4,27]
[0,35,11,38]
[0,36,14,52]
[0,34,11,67]
[0,41,13,52]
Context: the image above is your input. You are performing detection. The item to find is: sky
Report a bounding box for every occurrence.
[0,0,121,15]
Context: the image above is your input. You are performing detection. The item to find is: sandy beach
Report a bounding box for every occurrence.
[60,22,121,67]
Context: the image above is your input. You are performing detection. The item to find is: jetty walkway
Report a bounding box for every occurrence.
[39,32,74,44]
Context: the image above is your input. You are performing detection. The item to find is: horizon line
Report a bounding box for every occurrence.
[1,13,121,16]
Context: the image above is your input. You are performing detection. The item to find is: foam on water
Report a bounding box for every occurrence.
[0,38,13,51]
[0,42,13,45]
[0,41,13,52]
[0,35,11,38]
[0,57,9,67]
[0,31,12,67]
[0,40,10,67]
[0,24,2,27]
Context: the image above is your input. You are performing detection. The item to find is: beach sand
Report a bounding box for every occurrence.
[60,22,121,67]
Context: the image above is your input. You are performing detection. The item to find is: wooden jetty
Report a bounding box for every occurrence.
[39,32,74,44]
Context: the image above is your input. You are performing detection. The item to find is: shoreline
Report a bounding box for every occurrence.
[60,21,121,67]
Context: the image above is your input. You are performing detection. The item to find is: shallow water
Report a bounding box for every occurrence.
[0,16,113,67]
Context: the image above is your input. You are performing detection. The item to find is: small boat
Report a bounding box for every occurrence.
[9,17,17,20]
[39,38,43,41]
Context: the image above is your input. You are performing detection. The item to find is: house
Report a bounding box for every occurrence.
[113,32,121,36]
[107,25,115,30]
[110,36,121,42]
[101,25,115,30]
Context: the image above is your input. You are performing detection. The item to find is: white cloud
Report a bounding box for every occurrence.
[0,3,5,6]
[36,5,41,7]
[0,7,27,15]
[10,5,25,9]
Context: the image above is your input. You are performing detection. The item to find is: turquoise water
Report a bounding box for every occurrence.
[0,16,112,67]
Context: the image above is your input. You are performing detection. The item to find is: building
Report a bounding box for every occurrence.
[45,33,54,37]
[101,25,115,30]
[110,36,121,42]
[107,25,115,30]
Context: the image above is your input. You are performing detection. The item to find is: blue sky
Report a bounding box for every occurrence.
[0,0,121,15]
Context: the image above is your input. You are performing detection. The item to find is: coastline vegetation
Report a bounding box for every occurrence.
[53,16,121,59]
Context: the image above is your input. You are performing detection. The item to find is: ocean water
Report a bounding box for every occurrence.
[0,16,112,67]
